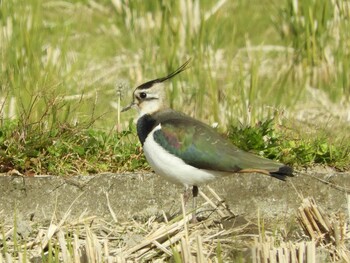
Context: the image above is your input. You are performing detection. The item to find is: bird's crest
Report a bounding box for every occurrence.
[136,59,191,90]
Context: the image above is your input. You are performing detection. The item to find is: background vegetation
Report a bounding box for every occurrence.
[0,0,349,175]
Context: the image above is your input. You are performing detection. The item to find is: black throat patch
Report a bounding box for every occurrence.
[136,114,158,145]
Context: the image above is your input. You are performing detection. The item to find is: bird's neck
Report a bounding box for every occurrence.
[136,113,158,145]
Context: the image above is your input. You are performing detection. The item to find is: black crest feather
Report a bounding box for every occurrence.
[136,59,191,90]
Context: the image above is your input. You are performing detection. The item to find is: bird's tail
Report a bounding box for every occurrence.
[269,165,294,180]
[237,155,294,181]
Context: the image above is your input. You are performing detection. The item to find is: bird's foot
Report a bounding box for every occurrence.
[191,213,198,224]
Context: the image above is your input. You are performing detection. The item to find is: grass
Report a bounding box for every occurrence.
[228,118,350,169]
[1,116,349,175]
[1,0,349,174]
[0,120,148,175]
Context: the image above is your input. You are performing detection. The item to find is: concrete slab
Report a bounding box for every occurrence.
[0,170,349,223]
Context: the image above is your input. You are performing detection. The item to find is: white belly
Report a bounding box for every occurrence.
[143,125,216,187]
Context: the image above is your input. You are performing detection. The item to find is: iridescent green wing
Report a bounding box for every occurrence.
[153,117,243,172]
[153,111,289,175]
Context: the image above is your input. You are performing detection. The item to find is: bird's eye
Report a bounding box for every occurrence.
[139,92,147,99]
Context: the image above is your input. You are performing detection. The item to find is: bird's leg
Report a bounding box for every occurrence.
[183,186,192,204]
[191,185,199,223]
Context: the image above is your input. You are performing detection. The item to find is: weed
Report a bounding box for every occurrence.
[228,118,350,168]
[0,120,147,175]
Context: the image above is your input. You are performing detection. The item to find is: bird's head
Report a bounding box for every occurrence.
[122,59,191,116]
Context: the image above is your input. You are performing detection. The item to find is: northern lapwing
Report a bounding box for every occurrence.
[122,60,293,222]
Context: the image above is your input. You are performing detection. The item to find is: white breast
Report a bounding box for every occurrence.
[143,124,216,187]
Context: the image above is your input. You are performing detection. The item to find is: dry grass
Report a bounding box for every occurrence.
[1,190,349,262]
[297,197,350,262]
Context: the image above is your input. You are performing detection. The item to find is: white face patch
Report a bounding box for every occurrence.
[138,97,161,117]
[133,83,166,117]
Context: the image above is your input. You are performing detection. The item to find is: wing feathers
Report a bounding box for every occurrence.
[152,109,293,179]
